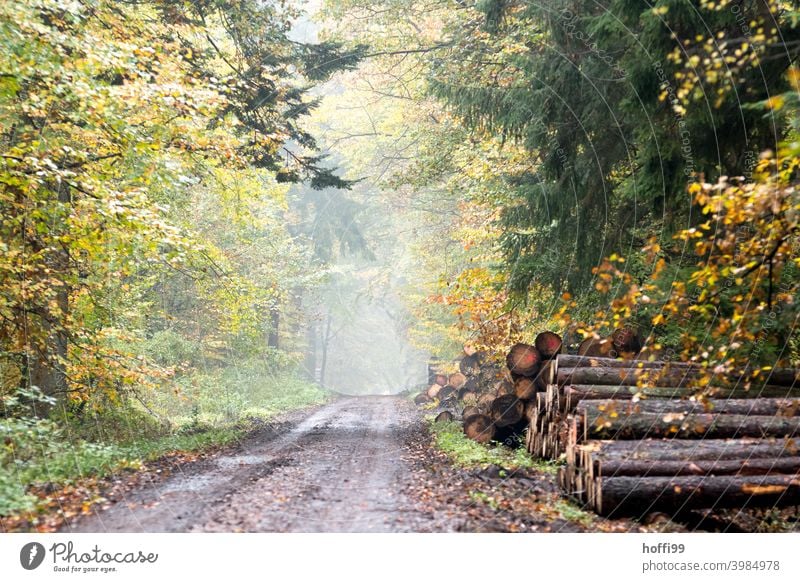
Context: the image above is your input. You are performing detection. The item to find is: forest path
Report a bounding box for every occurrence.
[62,396,434,532]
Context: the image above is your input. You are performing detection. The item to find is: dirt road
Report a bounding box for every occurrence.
[57,396,780,533]
[63,396,438,532]
[62,395,616,533]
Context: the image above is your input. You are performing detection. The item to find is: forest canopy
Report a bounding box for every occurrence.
[320,0,800,373]
[0,0,365,411]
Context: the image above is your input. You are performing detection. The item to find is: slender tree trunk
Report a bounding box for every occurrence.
[26,183,70,415]
[267,306,280,349]
[304,320,317,382]
[319,313,332,387]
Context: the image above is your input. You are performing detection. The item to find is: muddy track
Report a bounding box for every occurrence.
[62,396,434,532]
[62,396,636,533]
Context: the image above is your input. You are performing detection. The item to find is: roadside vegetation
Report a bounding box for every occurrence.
[429,419,556,473]
[1,372,327,519]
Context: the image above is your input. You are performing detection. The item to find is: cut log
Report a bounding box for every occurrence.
[593,456,800,478]
[524,399,539,422]
[506,343,542,377]
[577,337,616,358]
[579,438,800,462]
[562,385,691,412]
[761,367,800,387]
[535,392,547,416]
[427,384,442,399]
[595,474,800,517]
[457,383,476,401]
[514,376,538,400]
[478,393,496,410]
[535,359,556,391]
[435,410,455,423]
[490,394,525,427]
[460,352,485,377]
[494,379,515,396]
[555,355,800,387]
[461,392,479,406]
[557,366,696,387]
[434,374,448,387]
[583,411,800,441]
[611,326,642,356]
[463,344,478,357]
[463,414,496,444]
[535,331,563,360]
[463,376,480,392]
[437,385,456,401]
[555,354,691,370]
[462,406,481,419]
[477,365,501,389]
[576,398,800,418]
[562,384,800,413]
[414,393,431,405]
[448,372,467,390]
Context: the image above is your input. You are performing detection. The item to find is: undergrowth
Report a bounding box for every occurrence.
[429,419,558,474]
[0,363,326,517]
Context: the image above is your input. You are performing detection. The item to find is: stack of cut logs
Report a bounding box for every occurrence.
[417,328,800,518]
[416,332,565,446]
[551,354,800,517]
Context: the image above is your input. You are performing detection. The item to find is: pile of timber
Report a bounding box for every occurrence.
[536,352,800,517]
[417,332,565,447]
[456,332,563,445]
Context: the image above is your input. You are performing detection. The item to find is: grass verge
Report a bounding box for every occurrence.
[429,419,558,473]
[1,367,327,520]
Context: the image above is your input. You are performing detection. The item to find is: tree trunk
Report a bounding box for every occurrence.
[595,474,800,517]
[461,391,479,406]
[490,394,524,427]
[494,378,515,396]
[514,376,538,400]
[555,355,800,387]
[610,326,642,356]
[437,385,456,401]
[562,385,696,412]
[460,352,485,377]
[478,364,502,388]
[268,306,280,349]
[462,406,481,419]
[560,383,798,412]
[579,437,800,462]
[535,331,562,359]
[592,456,800,478]
[463,413,496,443]
[27,183,71,414]
[557,366,697,387]
[583,411,800,440]
[427,384,442,399]
[506,343,541,377]
[448,372,467,389]
[535,359,556,391]
[576,397,800,417]
[555,354,692,370]
[303,321,317,382]
[477,392,495,410]
[435,411,455,423]
[318,313,332,386]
